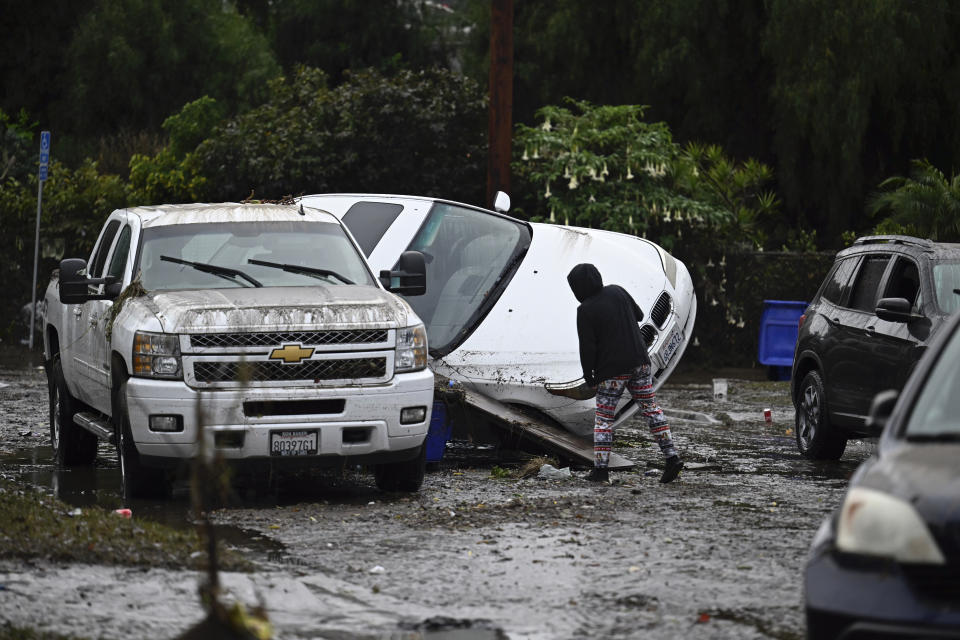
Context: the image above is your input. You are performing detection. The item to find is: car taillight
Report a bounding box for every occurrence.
[798,314,806,331]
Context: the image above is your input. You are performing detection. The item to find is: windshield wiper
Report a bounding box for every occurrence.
[160,256,262,287]
[248,258,355,285]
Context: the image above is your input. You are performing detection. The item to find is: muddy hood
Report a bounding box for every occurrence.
[146,286,411,334]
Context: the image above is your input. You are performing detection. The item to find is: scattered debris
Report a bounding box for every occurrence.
[537,464,572,480]
[369,565,385,574]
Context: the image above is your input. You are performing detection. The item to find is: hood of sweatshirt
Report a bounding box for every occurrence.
[567,263,603,302]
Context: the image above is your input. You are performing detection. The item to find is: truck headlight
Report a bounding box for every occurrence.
[133,331,182,380]
[836,487,945,564]
[395,324,427,373]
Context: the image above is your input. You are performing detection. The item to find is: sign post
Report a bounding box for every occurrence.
[29,131,50,350]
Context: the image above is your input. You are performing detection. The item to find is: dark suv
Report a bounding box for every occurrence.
[792,235,960,459]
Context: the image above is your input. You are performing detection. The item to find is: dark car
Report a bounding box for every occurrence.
[804,309,960,639]
[791,234,960,459]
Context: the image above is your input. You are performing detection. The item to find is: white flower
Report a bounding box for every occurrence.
[541,118,552,131]
[568,175,579,190]
[522,148,529,161]
[710,297,718,307]
[549,207,556,223]
[564,165,571,178]
[544,182,552,199]
[532,147,540,159]
[628,215,634,228]
[588,195,596,203]
[625,166,634,180]
[601,162,609,176]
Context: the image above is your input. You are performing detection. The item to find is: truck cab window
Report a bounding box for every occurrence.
[106,225,132,282]
[90,220,121,278]
[342,202,404,256]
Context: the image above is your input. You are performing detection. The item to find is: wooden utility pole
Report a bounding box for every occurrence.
[486,0,513,209]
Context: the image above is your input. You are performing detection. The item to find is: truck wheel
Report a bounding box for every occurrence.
[374,445,426,492]
[48,357,97,466]
[795,370,846,460]
[116,381,170,499]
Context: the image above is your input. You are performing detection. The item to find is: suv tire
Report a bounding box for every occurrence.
[795,370,846,460]
[374,445,426,492]
[48,357,97,466]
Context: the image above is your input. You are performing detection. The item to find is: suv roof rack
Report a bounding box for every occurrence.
[852,235,935,249]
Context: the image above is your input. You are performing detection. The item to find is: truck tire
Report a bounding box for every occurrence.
[116,381,170,499]
[48,357,97,466]
[374,444,426,492]
[795,370,846,460]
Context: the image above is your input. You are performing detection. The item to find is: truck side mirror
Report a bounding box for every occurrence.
[58,258,121,304]
[866,389,898,435]
[379,251,427,296]
[59,259,91,305]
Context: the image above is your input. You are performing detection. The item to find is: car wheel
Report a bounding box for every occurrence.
[48,356,97,466]
[116,380,170,499]
[374,445,426,492]
[795,370,846,460]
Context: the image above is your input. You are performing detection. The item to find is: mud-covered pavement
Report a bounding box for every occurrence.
[0,346,875,639]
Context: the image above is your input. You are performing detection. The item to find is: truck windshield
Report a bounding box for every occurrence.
[138,221,376,291]
[402,202,531,355]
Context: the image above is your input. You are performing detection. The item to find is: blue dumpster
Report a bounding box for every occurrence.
[425,401,453,462]
[757,300,807,381]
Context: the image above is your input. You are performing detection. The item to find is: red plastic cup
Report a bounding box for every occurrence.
[763,408,772,423]
[114,508,132,518]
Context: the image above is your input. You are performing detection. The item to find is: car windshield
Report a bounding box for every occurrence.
[932,261,960,314]
[903,318,960,438]
[137,221,375,291]
[402,202,530,354]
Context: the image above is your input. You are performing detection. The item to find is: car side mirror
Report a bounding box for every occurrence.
[875,297,914,322]
[493,191,511,213]
[58,258,120,304]
[866,389,898,435]
[379,251,427,296]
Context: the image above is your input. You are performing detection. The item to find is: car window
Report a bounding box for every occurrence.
[821,257,859,305]
[106,225,132,281]
[903,321,960,437]
[932,262,960,314]
[847,255,890,312]
[882,257,921,311]
[342,202,404,257]
[90,220,121,278]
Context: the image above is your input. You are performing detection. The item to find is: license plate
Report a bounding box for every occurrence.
[270,430,318,457]
[660,328,684,366]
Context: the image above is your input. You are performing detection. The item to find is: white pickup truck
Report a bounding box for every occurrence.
[42,202,434,497]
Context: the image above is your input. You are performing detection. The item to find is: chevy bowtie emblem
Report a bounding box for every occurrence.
[269,344,315,364]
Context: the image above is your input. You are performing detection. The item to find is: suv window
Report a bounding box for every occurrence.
[342,202,404,257]
[848,255,890,312]
[821,257,859,305]
[882,257,921,311]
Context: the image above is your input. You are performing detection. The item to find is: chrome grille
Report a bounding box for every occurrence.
[639,324,657,348]
[193,358,386,383]
[651,292,672,328]
[190,329,388,349]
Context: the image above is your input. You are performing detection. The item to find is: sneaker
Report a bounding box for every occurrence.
[586,467,609,483]
[659,456,683,484]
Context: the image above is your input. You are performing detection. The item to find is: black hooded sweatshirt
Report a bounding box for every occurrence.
[567,263,650,386]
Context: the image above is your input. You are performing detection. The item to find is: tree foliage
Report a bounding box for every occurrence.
[194,66,487,204]
[869,159,960,242]
[63,0,279,139]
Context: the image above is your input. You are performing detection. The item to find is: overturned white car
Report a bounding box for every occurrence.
[300,194,697,437]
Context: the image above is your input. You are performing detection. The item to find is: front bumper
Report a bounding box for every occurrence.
[805,545,960,639]
[124,368,434,465]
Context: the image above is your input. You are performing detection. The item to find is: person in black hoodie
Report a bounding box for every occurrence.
[567,263,684,484]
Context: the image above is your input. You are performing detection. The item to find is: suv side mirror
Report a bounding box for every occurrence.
[379,251,427,296]
[866,389,898,435]
[875,297,913,322]
[58,258,120,304]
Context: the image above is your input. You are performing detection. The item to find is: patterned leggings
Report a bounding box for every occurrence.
[594,364,676,468]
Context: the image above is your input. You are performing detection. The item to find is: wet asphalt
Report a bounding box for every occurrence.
[0,346,875,639]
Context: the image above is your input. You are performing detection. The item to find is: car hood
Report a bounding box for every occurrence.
[143,285,413,334]
[857,442,960,528]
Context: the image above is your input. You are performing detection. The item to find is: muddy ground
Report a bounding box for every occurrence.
[0,346,875,639]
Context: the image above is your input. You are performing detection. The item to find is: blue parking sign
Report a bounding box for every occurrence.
[38,131,50,182]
